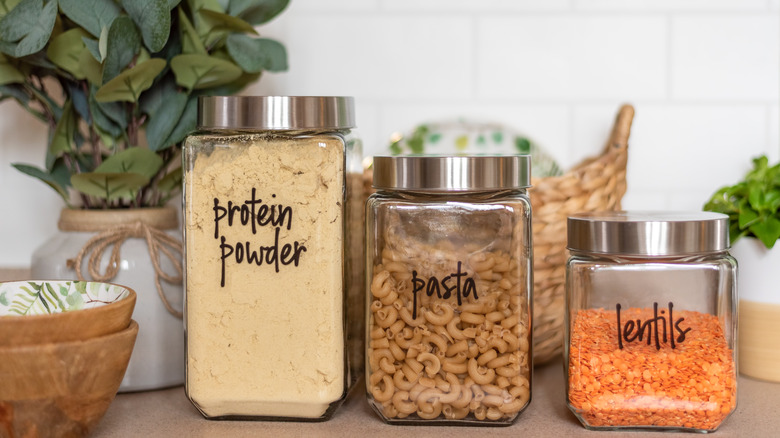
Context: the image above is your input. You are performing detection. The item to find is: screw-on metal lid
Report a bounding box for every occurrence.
[197,96,355,130]
[372,155,531,192]
[567,211,730,255]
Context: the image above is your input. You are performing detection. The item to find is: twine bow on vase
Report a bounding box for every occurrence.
[67,220,184,319]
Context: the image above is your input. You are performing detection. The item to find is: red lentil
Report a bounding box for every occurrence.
[568,307,736,431]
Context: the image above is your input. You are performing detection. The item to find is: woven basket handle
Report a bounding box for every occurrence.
[607,104,635,150]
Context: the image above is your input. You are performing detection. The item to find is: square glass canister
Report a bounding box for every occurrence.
[565,211,737,432]
[366,155,533,425]
[183,96,363,421]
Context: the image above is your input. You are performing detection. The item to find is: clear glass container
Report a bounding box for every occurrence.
[366,155,533,425]
[565,211,737,433]
[183,96,363,421]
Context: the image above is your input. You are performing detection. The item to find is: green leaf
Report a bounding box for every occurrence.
[0,0,22,20]
[95,146,163,179]
[229,0,289,25]
[170,53,241,90]
[158,166,182,193]
[199,9,256,47]
[738,200,759,230]
[142,78,189,151]
[95,58,166,102]
[11,163,70,202]
[160,93,197,148]
[79,48,103,85]
[82,37,101,62]
[89,89,122,137]
[0,0,57,58]
[492,131,503,144]
[59,0,121,38]
[0,0,38,43]
[0,290,7,306]
[102,16,142,84]
[71,172,150,201]
[226,34,287,73]
[122,0,171,53]
[67,82,91,125]
[178,7,206,54]
[0,52,22,84]
[47,28,90,79]
[49,101,77,160]
[749,216,780,249]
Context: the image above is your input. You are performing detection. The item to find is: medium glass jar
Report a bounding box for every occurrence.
[183,96,363,421]
[366,155,533,425]
[565,211,737,433]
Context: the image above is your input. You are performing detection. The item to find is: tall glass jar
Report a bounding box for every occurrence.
[366,155,533,425]
[183,96,363,421]
[565,211,737,433]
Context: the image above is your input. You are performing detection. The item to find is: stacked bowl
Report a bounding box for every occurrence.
[0,280,138,437]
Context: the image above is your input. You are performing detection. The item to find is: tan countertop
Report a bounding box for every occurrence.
[3,269,778,437]
[91,361,777,438]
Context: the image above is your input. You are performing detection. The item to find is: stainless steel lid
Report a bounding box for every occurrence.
[198,96,355,130]
[567,211,730,255]
[372,155,531,192]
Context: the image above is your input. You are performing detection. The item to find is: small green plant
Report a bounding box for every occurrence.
[704,155,780,249]
[0,0,288,209]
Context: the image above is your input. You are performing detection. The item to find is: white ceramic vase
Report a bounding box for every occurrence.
[731,237,780,382]
[31,208,184,392]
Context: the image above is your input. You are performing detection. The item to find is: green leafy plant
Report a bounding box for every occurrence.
[704,155,780,249]
[0,0,288,208]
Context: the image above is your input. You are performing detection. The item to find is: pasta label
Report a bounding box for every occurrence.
[212,187,308,287]
[615,302,692,350]
[410,261,478,319]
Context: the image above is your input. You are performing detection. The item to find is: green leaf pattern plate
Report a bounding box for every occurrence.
[0,281,130,317]
[387,119,563,178]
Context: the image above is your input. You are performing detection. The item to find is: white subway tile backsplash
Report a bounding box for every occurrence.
[671,16,780,101]
[574,0,768,11]
[668,190,723,211]
[621,191,669,210]
[264,16,473,99]
[375,103,571,166]
[476,16,667,100]
[625,105,767,192]
[291,0,380,12]
[381,0,570,12]
[571,103,629,168]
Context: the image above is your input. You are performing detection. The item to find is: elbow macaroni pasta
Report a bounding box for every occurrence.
[367,222,531,422]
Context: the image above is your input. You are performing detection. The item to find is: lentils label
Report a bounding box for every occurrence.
[616,302,692,350]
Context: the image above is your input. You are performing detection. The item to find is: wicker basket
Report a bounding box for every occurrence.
[531,104,633,364]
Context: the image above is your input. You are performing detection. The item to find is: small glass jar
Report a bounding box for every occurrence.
[366,155,533,425]
[183,96,363,421]
[565,211,737,433]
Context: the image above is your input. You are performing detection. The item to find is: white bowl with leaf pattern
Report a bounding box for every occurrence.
[0,280,136,346]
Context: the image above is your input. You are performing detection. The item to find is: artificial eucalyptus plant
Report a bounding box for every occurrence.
[704,155,780,249]
[0,0,288,209]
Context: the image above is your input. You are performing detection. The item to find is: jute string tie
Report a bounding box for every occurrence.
[66,220,183,319]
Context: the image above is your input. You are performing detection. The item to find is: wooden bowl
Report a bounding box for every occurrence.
[0,320,139,437]
[0,280,136,347]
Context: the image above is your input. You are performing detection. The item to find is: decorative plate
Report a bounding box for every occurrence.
[0,280,131,316]
[386,119,563,178]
